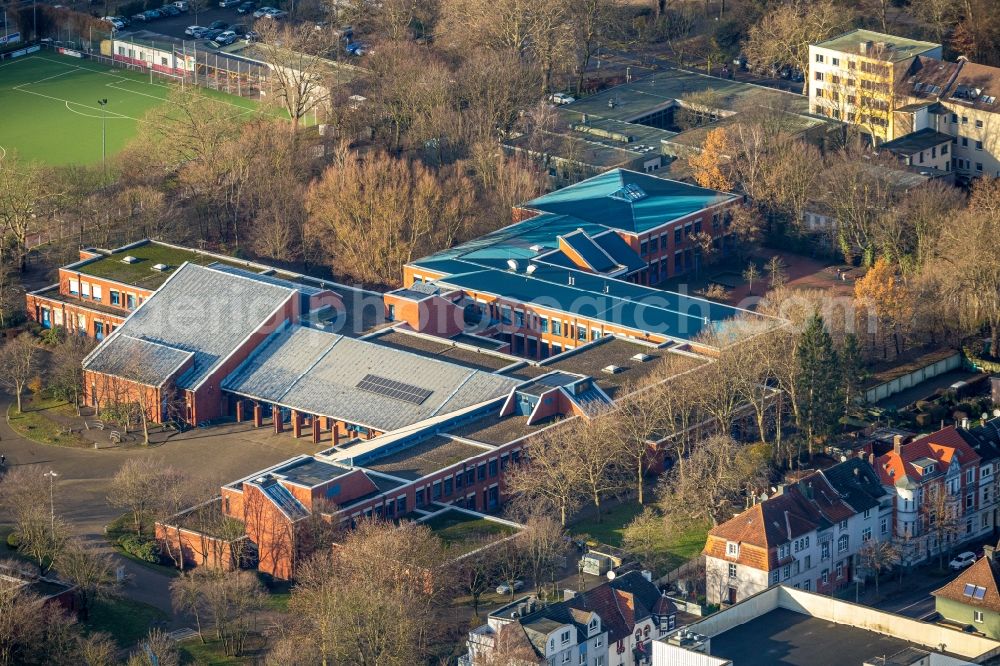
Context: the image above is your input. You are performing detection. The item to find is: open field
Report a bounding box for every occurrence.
[0,53,256,165]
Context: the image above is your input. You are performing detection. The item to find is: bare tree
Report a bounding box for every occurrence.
[622,508,670,575]
[127,628,179,666]
[742,0,851,94]
[504,428,587,526]
[921,483,961,569]
[657,435,770,527]
[520,514,566,596]
[254,22,332,131]
[858,538,899,596]
[0,154,61,271]
[107,458,187,537]
[54,539,118,622]
[0,334,39,413]
[575,417,628,518]
[0,467,67,575]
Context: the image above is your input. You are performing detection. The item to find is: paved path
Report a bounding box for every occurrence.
[0,396,322,621]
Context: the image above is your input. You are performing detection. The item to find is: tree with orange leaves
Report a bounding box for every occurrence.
[855,257,913,359]
[688,127,733,192]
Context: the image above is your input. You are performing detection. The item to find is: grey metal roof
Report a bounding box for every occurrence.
[84,263,297,390]
[206,263,325,297]
[222,326,521,432]
[84,334,194,386]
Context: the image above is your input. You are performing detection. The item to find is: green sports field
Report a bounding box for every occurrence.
[0,53,258,165]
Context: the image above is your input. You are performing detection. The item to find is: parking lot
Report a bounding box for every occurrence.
[117,4,256,46]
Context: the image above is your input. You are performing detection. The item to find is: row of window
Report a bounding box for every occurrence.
[39,306,113,340]
[68,279,140,310]
[421,452,518,504]
[952,135,985,151]
[116,46,171,68]
[945,113,985,129]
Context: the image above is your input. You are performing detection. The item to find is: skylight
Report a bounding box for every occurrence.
[609,183,647,202]
[963,583,987,599]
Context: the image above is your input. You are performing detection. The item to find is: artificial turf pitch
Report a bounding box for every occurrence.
[0,53,257,166]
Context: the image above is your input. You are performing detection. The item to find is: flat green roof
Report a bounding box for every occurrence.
[815,30,940,62]
[420,509,518,555]
[72,241,248,289]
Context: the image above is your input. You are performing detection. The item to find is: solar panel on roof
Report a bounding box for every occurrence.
[356,373,433,405]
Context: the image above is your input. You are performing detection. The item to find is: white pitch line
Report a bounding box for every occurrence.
[11,85,142,122]
[62,100,135,120]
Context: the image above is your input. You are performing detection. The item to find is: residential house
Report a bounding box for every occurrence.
[934,543,1000,638]
[871,427,986,565]
[464,571,678,666]
[703,458,891,605]
[809,29,942,141]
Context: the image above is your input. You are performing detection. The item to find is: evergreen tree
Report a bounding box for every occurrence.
[840,333,866,414]
[796,313,842,455]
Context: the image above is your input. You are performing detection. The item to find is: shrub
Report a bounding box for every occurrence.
[117,534,160,563]
[6,532,19,549]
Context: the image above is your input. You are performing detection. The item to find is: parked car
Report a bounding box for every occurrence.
[131,12,148,21]
[219,0,241,7]
[242,29,259,42]
[203,28,223,40]
[548,92,575,105]
[345,41,368,56]
[950,552,977,570]
[236,1,255,13]
[142,9,163,19]
[173,0,190,9]
[191,26,211,37]
[252,6,276,17]
[102,16,125,29]
[496,580,525,595]
[208,19,228,29]
[159,5,181,16]
[214,30,237,45]
[264,8,287,18]
[184,24,203,35]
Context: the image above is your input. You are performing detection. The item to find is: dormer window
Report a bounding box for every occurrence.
[560,629,571,645]
[589,618,599,631]
[726,541,740,558]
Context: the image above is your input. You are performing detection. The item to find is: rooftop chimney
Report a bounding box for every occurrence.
[860,40,873,54]
[893,435,904,455]
[985,545,996,563]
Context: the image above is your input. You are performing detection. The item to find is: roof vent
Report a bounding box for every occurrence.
[602,365,624,374]
[530,244,544,252]
[631,353,653,363]
[151,263,170,272]
[121,255,139,264]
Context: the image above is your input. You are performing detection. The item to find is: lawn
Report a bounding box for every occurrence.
[571,503,709,572]
[180,638,255,665]
[0,53,256,165]
[85,597,168,648]
[6,395,91,447]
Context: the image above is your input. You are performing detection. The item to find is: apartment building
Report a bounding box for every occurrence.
[809,29,942,141]
[703,458,891,606]
[464,571,678,666]
[870,427,988,565]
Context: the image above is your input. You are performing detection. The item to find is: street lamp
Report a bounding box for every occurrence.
[43,470,58,538]
[97,98,108,178]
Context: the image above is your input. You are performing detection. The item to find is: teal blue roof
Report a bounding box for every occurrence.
[522,169,735,235]
[408,169,768,342]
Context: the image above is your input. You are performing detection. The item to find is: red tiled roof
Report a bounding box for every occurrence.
[875,426,980,486]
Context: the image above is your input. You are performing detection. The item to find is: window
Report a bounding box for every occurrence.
[561,630,571,645]
[836,562,844,579]
[443,477,453,497]
[778,543,790,559]
[967,493,975,509]
[978,162,984,172]
[726,542,739,558]
[975,610,984,623]
[477,463,486,481]
[821,541,830,560]
[771,570,779,584]
[69,279,79,295]
[952,113,959,123]
[880,517,888,535]
[863,509,871,519]
[562,653,571,664]
[822,569,829,585]
[640,240,649,256]
[803,580,810,591]
[943,143,949,155]
[838,535,849,553]
[431,481,441,500]
[488,459,498,477]
[962,116,969,124]
[782,565,790,580]
[110,290,120,306]
[649,236,659,253]
[832,57,840,66]
[595,657,604,666]
[839,520,848,531]
[674,228,682,244]
[594,637,602,648]
[126,294,136,310]
[976,119,984,128]
[862,527,871,542]
[579,654,587,665]
[728,563,737,579]
[552,320,562,336]
[92,285,103,303]
[977,140,984,151]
